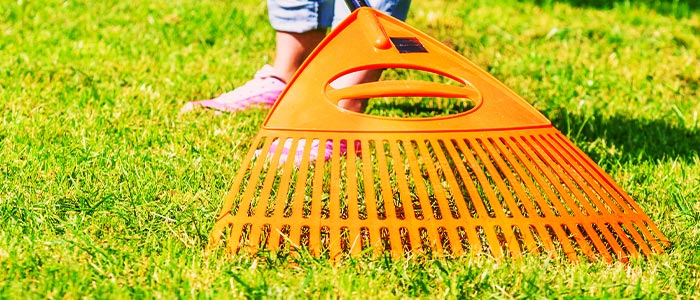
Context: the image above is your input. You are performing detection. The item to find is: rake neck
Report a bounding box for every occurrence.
[344,0,371,10]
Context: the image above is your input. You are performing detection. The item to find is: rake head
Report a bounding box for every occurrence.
[208,8,669,262]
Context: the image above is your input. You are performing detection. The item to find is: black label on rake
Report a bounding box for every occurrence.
[390,37,428,53]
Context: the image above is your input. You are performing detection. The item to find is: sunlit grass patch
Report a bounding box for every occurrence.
[0,0,698,298]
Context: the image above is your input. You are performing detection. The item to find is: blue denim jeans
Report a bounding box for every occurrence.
[268,0,411,33]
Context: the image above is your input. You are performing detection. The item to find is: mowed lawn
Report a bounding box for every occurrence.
[1,0,698,298]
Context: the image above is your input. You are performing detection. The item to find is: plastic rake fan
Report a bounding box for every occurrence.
[208,7,669,262]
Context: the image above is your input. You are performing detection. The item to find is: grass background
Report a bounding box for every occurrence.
[1,0,698,298]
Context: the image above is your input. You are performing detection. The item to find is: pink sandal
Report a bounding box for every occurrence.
[254,139,361,166]
[181,65,286,113]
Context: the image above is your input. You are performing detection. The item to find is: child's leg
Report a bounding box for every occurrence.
[181,1,332,113]
[272,29,327,83]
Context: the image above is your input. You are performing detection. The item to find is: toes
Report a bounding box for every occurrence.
[180,101,201,113]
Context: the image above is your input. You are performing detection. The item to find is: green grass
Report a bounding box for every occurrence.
[1,0,699,298]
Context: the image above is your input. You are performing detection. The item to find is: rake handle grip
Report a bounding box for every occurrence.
[344,0,371,10]
[326,80,481,102]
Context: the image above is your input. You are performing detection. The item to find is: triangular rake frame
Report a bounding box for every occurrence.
[209,7,669,262]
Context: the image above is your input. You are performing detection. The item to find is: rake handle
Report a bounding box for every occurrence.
[344,0,371,10]
[326,80,481,103]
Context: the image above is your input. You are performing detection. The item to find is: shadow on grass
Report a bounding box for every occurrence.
[524,0,698,18]
[362,99,698,164]
[546,108,699,164]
